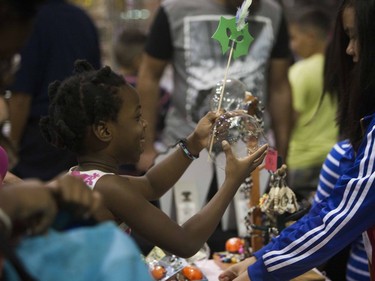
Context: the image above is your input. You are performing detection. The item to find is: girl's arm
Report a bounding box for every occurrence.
[132,111,219,200]
[96,141,268,257]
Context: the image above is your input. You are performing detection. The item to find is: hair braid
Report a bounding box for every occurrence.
[40,60,127,154]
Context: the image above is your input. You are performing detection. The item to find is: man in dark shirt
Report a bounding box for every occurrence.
[8,0,101,180]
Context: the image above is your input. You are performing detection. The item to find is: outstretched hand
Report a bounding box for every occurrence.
[136,110,219,172]
[223,141,268,186]
[218,257,256,281]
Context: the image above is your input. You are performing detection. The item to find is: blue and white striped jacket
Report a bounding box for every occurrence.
[249,113,375,280]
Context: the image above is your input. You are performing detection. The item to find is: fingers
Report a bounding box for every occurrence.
[57,175,87,206]
[88,191,102,219]
[204,111,219,122]
[222,140,233,159]
[222,141,268,166]
[250,144,268,158]
[23,187,58,236]
[205,110,225,123]
[52,175,101,218]
[219,258,256,281]
[251,144,268,164]
[218,271,237,281]
[30,206,57,235]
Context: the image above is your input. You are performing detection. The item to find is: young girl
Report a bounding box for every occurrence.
[219,0,375,280]
[39,60,268,258]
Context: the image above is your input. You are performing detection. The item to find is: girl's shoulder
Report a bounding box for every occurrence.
[93,173,137,191]
[68,168,116,189]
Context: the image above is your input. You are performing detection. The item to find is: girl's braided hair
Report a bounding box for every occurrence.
[40,60,127,154]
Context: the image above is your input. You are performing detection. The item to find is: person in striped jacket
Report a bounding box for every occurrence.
[314,140,370,281]
[219,0,375,279]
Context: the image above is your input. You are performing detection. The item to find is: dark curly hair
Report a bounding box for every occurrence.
[40,60,128,154]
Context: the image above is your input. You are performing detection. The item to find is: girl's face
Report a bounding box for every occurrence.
[109,86,147,164]
[342,6,359,62]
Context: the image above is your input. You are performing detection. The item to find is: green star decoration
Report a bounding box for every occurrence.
[212,16,254,59]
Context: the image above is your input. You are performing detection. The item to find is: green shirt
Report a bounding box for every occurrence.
[287,53,338,169]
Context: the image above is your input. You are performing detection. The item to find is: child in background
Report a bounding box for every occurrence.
[113,29,170,153]
[39,60,268,258]
[286,7,338,203]
[287,12,344,279]
[113,29,146,79]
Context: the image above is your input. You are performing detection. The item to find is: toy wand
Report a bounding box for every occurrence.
[208,0,254,159]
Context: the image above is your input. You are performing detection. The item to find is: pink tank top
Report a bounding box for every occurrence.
[68,167,130,233]
[68,168,114,189]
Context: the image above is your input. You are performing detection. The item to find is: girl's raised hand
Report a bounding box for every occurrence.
[190,111,223,150]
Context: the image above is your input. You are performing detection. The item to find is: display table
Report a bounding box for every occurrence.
[195,260,222,280]
[195,259,329,281]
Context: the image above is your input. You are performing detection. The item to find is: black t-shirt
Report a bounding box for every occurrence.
[146,6,291,61]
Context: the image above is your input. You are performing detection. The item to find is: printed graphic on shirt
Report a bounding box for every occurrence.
[183,15,274,123]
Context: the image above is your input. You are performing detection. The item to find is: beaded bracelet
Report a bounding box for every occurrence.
[0,207,12,237]
[176,138,199,160]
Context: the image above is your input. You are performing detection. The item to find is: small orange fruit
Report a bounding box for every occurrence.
[225,237,244,253]
[182,265,203,280]
[151,265,166,280]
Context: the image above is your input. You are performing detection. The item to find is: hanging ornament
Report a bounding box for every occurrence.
[259,165,299,215]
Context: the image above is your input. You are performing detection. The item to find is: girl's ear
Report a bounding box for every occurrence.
[92,121,112,142]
